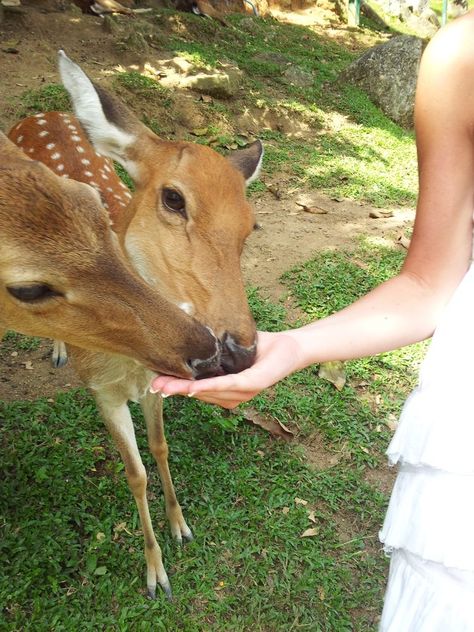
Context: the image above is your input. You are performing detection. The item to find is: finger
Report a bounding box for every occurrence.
[156,373,241,397]
[150,376,194,395]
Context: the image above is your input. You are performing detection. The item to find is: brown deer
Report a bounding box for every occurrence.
[0,131,220,378]
[8,51,263,599]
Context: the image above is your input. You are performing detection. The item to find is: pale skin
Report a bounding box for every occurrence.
[152,11,474,409]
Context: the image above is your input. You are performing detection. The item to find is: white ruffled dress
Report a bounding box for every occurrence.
[379,264,474,630]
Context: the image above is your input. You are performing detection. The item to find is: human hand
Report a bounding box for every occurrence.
[151,330,305,409]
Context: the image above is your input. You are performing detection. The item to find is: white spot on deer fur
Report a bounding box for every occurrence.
[61,173,69,178]
[125,191,132,199]
[106,187,113,192]
[28,148,35,154]
[46,142,56,150]
[51,152,61,160]
[114,194,123,200]
[119,182,128,190]
[84,171,93,177]
[38,130,49,138]
[71,135,81,142]
[36,119,47,126]
[76,146,85,153]
[68,125,77,131]
[101,174,109,181]
[104,164,111,173]
[56,164,65,172]
[16,135,24,143]
[81,158,91,166]
[34,113,44,118]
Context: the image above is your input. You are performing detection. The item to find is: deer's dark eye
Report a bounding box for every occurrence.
[7,284,62,303]
[162,188,186,218]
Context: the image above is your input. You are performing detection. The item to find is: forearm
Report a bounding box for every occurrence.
[286,269,466,371]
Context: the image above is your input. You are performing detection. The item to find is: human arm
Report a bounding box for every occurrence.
[152,13,474,407]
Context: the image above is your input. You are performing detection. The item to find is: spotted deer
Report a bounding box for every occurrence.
[0,131,220,377]
[8,51,263,598]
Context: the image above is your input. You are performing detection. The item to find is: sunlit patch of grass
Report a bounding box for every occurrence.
[17,84,71,117]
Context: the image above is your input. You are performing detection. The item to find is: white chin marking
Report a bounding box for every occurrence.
[178,302,195,316]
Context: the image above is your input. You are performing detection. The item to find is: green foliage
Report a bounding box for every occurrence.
[114,71,170,100]
[18,84,71,116]
[0,390,387,630]
[2,331,41,351]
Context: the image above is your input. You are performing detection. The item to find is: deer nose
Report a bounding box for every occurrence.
[188,354,224,379]
[187,328,222,379]
[219,332,257,374]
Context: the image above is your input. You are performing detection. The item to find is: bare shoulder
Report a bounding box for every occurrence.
[423,10,474,69]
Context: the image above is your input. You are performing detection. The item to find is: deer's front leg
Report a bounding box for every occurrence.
[96,394,171,600]
[141,392,193,544]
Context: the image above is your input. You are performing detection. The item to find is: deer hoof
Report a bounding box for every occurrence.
[147,580,172,601]
[51,340,68,368]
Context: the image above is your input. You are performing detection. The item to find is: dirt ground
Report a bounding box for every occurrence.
[0,1,415,403]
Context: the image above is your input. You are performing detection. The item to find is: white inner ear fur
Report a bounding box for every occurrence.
[58,51,139,180]
[245,145,264,187]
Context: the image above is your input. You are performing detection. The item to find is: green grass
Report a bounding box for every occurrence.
[12,10,419,207]
[15,84,71,118]
[2,331,41,352]
[0,243,425,630]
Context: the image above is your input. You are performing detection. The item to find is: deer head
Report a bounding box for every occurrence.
[0,132,221,378]
[58,51,262,374]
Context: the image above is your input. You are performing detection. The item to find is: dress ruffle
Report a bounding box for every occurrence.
[380,551,474,632]
[386,263,474,473]
[380,263,474,630]
[380,464,474,570]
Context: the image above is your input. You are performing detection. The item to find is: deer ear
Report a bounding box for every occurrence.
[226,140,264,186]
[58,50,148,181]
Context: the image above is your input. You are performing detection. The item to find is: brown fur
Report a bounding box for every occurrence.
[0,132,218,376]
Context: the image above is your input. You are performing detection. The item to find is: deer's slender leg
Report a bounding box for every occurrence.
[141,391,193,544]
[95,392,171,600]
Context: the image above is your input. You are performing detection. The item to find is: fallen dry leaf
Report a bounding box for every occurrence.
[307,509,317,523]
[302,205,328,215]
[301,527,319,538]
[23,361,33,370]
[239,406,294,441]
[295,497,308,506]
[282,506,290,515]
[396,233,411,249]
[369,210,394,219]
[318,361,346,391]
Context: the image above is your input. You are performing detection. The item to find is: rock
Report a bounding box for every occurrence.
[340,35,425,128]
[282,65,314,88]
[157,57,243,99]
[182,67,241,98]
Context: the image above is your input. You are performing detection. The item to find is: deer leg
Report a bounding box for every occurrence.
[95,393,171,600]
[51,340,68,368]
[141,392,193,544]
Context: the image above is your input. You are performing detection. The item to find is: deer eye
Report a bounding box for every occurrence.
[162,188,186,218]
[7,284,62,303]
